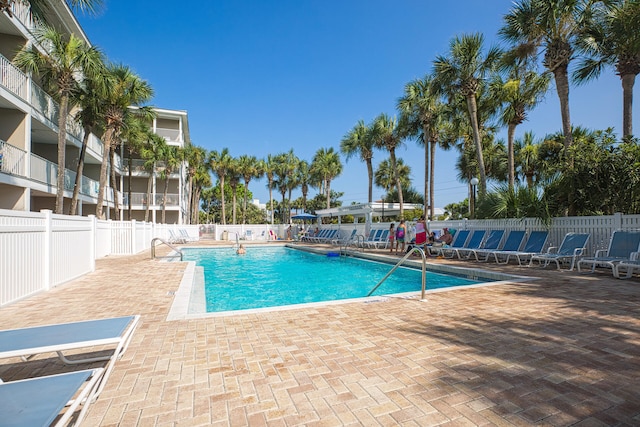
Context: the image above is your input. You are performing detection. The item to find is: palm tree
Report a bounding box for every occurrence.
[492,54,550,188]
[296,160,311,211]
[500,0,592,149]
[340,120,375,203]
[2,0,103,20]
[433,32,502,196]
[370,114,405,216]
[397,75,449,219]
[374,158,411,197]
[192,160,212,224]
[236,155,261,224]
[159,144,182,224]
[227,158,240,224]
[515,131,542,187]
[208,148,233,225]
[141,133,166,222]
[14,25,103,214]
[95,64,153,219]
[182,145,207,224]
[120,116,150,220]
[575,0,640,137]
[311,147,343,209]
[68,64,108,215]
[263,155,277,224]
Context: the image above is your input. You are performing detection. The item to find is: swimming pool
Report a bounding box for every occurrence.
[182,246,490,312]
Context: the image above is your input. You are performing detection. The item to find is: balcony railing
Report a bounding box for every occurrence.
[9,0,36,32]
[155,127,181,143]
[121,159,180,176]
[123,192,181,207]
[0,55,28,99]
[0,140,27,177]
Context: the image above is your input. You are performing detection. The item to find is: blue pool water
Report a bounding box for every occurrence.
[182,247,486,312]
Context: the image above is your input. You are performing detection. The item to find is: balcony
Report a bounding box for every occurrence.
[121,159,180,177]
[155,127,181,143]
[0,140,27,176]
[123,192,181,207]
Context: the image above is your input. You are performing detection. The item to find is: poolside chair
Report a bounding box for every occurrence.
[429,229,471,257]
[316,229,337,244]
[363,229,384,248]
[613,254,640,279]
[577,230,640,275]
[0,368,104,427]
[332,229,357,246]
[0,315,140,398]
[495,230,550,266]
[468,229,505,261]
[168,229,186,244]
[372,229,390,249]
[444,229,486,259]
[529,232,590,271]
[478,230,526,263]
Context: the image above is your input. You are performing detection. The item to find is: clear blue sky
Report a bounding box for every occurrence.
[77,0,631,209]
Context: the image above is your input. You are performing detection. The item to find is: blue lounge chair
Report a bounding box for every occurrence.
[613,255,640,279]
[480,230,526,263]
[445,230,486,259]
[332,229,357,246]
[577,230,640,274]
[0,368,104,427]
[529,232,590,270]
[363,229,384,248]
[0,315,140,398]
[468,230,505,261]
[429,229,471,257]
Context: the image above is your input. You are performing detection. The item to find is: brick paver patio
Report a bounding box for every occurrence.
[1,243,639,426]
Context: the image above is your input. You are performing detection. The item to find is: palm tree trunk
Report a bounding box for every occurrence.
[162,176,168,224]
[622,73,635,138]
[110,145,120,220]
[422,125,429,217]
[96,128,114,219]
[145,173,152,222]
[507,122,516,189]
[429,138,436,220]
[220,178,226,225]
[554,68,573,149]
[466,94,487,195]
[243,180,249,224]
[69,125,90,215]
[55,94,69,214]
[232,186,237,224]
[366,159,373,203]
[127,154,133,220]
[389,149,404,217]
[326,180,331,209]
[268,181,274,225]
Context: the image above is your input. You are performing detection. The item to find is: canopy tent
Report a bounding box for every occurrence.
[291,213,317,221]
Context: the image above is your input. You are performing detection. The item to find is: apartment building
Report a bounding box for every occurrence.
[0,1,190,223]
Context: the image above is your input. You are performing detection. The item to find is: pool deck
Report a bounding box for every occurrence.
[1,241,639,426]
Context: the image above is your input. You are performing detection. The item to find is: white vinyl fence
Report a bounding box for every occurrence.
[0,209,199,307]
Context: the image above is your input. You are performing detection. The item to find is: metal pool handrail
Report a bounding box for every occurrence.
[151,238,183,261]
[366,247,428,300]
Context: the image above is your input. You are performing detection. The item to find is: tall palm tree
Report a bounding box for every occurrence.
[68,63,108,215]
[433,32,502,196]
[575,0,640,137]
[182,145,207,224]
[141,133,166,222]
[159,144,182,224]
[296,160,311,211]
[227,158,240,224]
[397,75,449,219]
[515,131,542,187]
[192,159,212,224]
[236,154,261,224]
[500,0,592,149]
[263,155,277,224]
[120,116,149,220]
[95,64,153,219]
[340,120,375,203]
[311,147,343,209]
[370,114,405,216]
[208,148,233,225]
[492,54,550,188]
[374,158,411,197]
[14,25,103,214]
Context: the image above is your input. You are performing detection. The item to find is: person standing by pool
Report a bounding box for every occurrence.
[388,223,395,253]
[395,220,406,254]
[415,216,427,245]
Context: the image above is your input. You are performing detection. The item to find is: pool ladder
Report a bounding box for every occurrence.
[366,247,428,300]
[340,235,365,255]
[151,238,183,261]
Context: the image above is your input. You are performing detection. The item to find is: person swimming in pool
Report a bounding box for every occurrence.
[236,244,246,255]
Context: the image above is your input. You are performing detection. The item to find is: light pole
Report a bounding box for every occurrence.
[470,177,479,219]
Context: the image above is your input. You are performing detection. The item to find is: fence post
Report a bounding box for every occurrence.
[131,219,137,254]
[42,209,52,291]
[89,215,96,271]
[614,212,623,230]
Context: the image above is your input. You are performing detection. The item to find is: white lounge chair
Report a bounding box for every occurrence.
[529,232,590,271]
[0,315,140,399]
[467,229,505,261]
[444,230,486,259]
[577,230,640,274]
[0,368,104,427]
[429,229,471,257]
[477,230,526,263]
[490,230,549,266]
